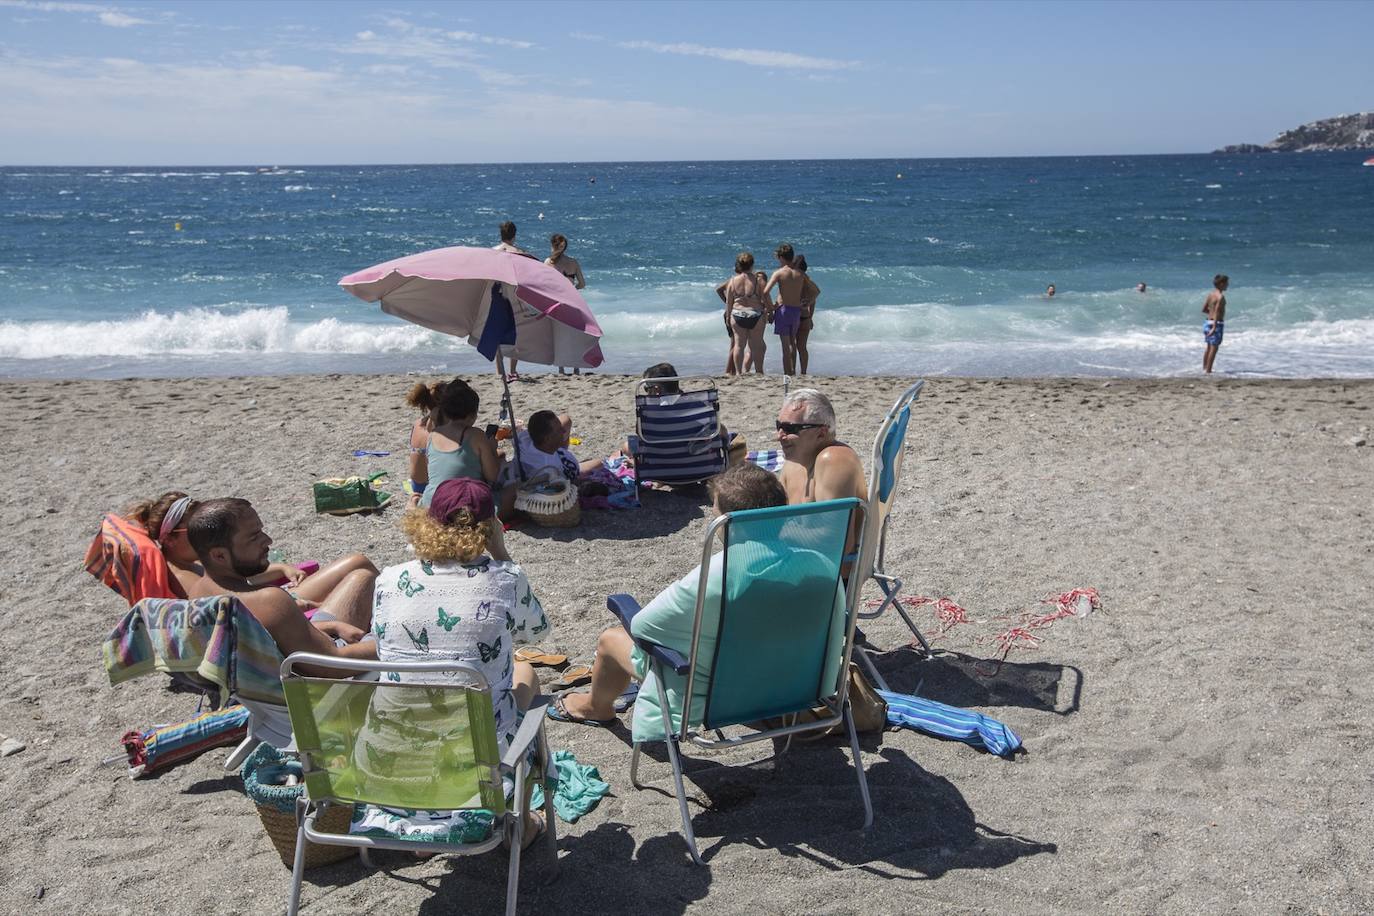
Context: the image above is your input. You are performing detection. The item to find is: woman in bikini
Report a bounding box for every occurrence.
[795,255,821,375]
[546,234,587,377]
[723,251,773,374]
[406,377,502,508]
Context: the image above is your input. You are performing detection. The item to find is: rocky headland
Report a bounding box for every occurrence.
[1214,111,1374,153]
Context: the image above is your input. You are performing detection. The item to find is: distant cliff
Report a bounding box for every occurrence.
[1214,112,1374,153]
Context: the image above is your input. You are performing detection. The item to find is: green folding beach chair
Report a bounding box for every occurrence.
[608,497,871,864]
[852,380,928,689]
[279,654,557,916]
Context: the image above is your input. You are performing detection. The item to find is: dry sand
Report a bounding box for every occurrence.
[0,372,1371,915]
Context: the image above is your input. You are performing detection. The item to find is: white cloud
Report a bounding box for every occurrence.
[0,0,156,27]
[97,9,147,26]
[446,30,533,50]
[338,18,527,86]
[618,40,856,71]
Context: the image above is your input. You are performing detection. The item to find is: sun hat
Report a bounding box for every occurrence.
[427,477,495,525]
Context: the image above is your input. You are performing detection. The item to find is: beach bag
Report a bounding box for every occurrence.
[513,468,581,527]
[242,743,354,868]
[312,472,392,515]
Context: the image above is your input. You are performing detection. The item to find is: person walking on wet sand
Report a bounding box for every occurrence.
[1202,274,1229,374]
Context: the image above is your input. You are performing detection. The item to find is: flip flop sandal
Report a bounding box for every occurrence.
[550,663,593,690]
[613,682,640,713]
[514,647,569,668]
[544,693,615,728]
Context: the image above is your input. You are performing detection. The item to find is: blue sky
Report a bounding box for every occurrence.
[1,0,1370,164]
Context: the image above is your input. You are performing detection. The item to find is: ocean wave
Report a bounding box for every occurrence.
[0,307,441,359]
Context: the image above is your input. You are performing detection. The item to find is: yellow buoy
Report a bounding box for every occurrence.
[174,222,182,231]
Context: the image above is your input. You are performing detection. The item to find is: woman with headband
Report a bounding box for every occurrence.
[125,491,377,611]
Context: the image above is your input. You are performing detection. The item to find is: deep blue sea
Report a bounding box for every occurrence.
[2,155,1372,379]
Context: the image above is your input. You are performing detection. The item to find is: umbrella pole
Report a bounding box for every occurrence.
[502,371,526,483]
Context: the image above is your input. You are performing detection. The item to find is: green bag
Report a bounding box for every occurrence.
[312,472,392,515]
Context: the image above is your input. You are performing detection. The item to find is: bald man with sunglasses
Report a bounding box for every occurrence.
[775,388,867,564]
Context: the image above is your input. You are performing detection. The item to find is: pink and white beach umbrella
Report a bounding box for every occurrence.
[339,246,604,369]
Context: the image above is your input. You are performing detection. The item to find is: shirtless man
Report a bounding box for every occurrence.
[186,498,377,675]
[776,388,867,563]
[493,220,532,381]
[1202,273,1229,374]
[763,243,805,376]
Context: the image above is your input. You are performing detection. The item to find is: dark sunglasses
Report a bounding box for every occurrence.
[775,421,825,435]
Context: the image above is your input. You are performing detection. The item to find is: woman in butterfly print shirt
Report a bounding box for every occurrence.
[358,479,551,844]
[371,479,550,752]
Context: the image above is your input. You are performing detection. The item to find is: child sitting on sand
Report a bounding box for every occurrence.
[511,410,604,482]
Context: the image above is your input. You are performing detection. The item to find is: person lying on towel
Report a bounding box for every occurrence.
[186,498,376,666]
[127,490,378,619]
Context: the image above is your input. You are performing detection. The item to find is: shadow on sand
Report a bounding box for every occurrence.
[868,645,1084,716]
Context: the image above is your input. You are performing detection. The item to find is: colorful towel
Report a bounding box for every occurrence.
[84,513,180,607]
[531,749,611,823]
[103,596,286,707]
[122,705,250,779]
[747,449,785,473]
[581,457,640,509]
[876,689,1023,758]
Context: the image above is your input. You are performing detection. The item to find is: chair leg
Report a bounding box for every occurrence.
[223,735,258,772]
[287,801,308,916]
[629,742,644,789]
[539,730,559,880]
[854,645,890,692]
[843,699,874,830]
[505,761,527,916]
[663,734,704,866]
[652,668,703,865]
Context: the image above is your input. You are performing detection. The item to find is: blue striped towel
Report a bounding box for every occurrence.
[746,449,784,473]
[876,690,1022,758]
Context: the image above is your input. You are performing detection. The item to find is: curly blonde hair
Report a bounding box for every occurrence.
[400,507,493,563]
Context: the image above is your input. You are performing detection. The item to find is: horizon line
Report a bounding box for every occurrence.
[4,150,1358,169]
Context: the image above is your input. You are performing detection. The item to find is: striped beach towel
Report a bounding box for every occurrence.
[103,596,286,707]
[84,513,180,607]
[746,448,784,474]
[876,689,1023,758]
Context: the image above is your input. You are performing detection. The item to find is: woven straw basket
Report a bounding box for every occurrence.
[514,474,581,528]
[242,743,354,869]
[256,801,355,869]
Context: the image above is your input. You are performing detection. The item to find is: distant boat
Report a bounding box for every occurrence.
[1364,157,1374,167]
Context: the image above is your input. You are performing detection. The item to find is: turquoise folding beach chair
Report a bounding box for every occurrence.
[280,654,558,916]
[608,497,871,864]
[852,380,928,690]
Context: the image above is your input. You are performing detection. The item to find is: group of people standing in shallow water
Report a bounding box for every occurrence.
[717,243,821,376]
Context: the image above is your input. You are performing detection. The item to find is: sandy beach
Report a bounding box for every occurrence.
[1,371,1371,915]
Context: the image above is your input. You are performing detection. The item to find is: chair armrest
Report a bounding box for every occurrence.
[607,594,690,676]
[501,696,550,770]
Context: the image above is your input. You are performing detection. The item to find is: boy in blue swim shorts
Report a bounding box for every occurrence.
[1201,273,1229,374]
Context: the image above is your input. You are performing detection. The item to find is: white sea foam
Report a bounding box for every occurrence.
[0,307,440,360]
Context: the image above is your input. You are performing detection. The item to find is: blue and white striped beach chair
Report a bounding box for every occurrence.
[627,376,727,486]
[852,380,929,690]
[610,497,872,864]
